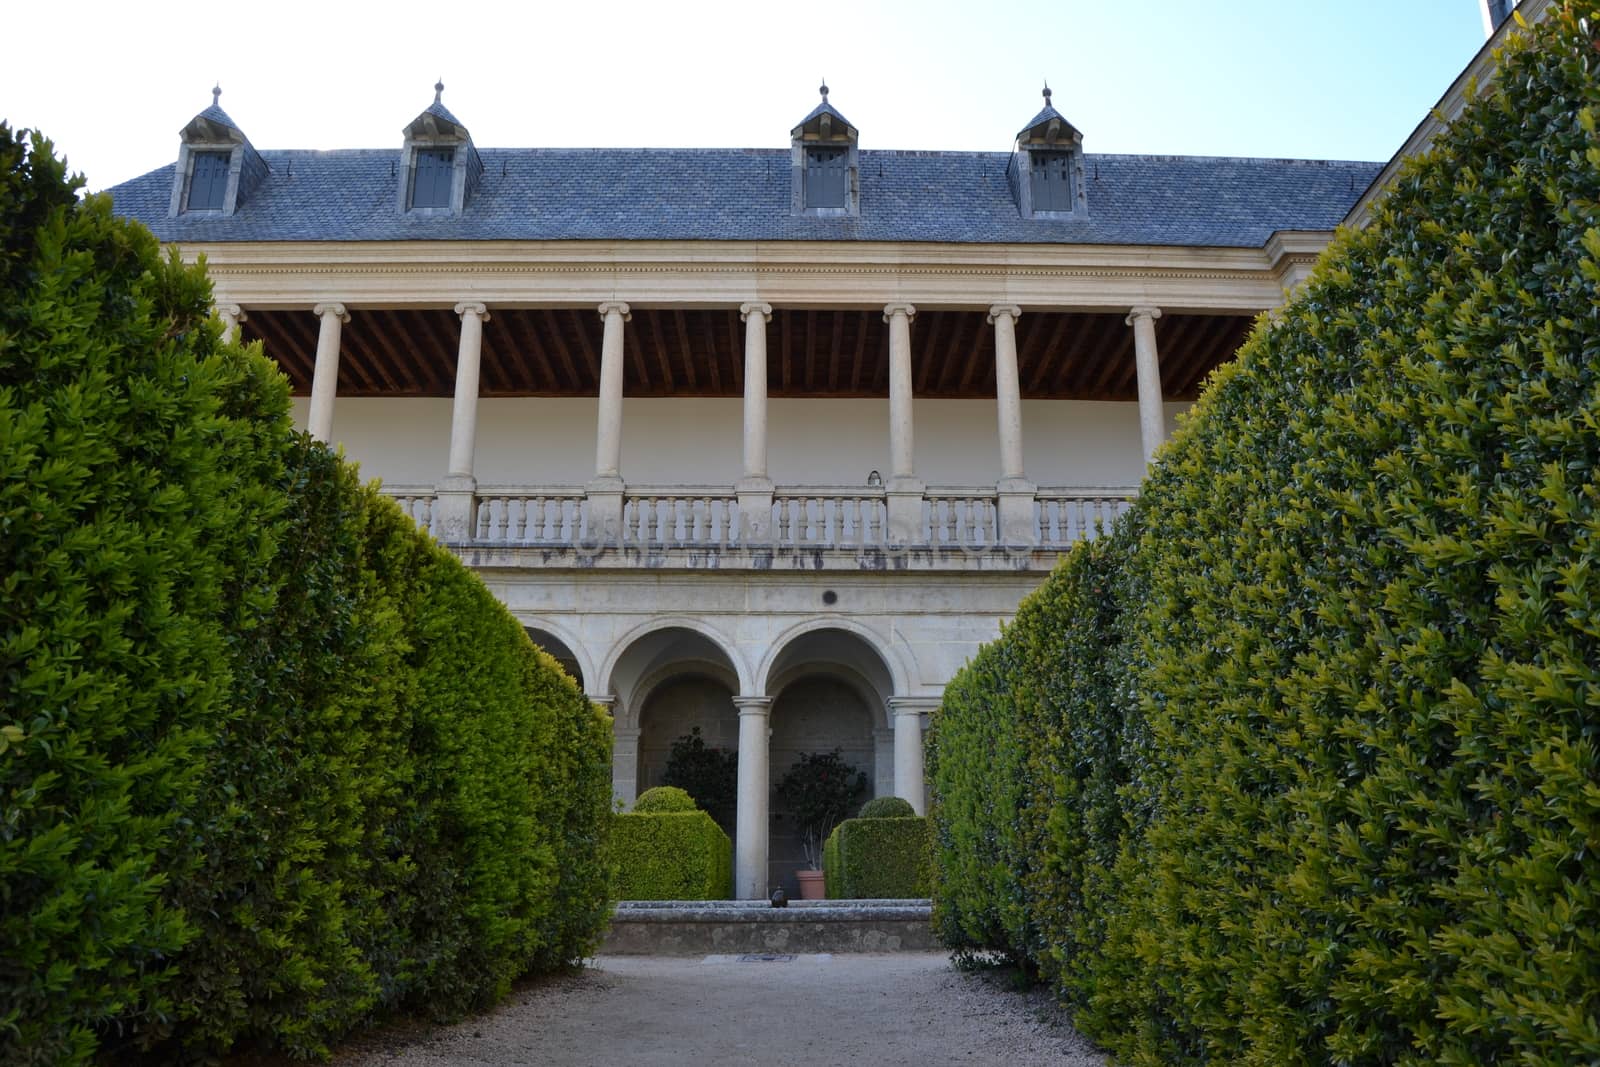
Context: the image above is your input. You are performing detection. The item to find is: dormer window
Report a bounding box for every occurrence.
[1010,84,1088,221]
[397,82,482,217]
[790,82,860,218]
[805,147,848,208]
[168,86,267,219]
[1029,151,1074,212]
[186,150,231,211]
[410,148,455,209]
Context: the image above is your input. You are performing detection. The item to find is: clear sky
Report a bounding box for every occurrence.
[3,0,1491,193]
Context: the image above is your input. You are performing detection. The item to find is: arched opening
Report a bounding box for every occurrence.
[523,626,584,690]
[606,625,744,821]
[763,627,897,896]
[637,674,738,833]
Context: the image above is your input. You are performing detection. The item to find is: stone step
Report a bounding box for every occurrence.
[602,899,937,956]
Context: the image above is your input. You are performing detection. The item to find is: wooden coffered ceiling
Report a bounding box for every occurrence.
[241,307,1253,402]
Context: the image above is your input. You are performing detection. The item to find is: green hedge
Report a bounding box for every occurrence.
[611,812,732,900]
[0,124,614,1064]
[930,9,1600,1064]
[823,817,931,899]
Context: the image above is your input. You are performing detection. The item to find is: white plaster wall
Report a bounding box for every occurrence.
[298,395,1188,489]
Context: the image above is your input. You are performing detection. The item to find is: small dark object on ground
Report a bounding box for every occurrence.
[770,888,788,908]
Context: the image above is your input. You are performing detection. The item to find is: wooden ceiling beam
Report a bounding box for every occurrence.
[672,310,696,391]
[536,310,584,392]
[696,310,722,394]
[1025,313,1073,395]
[849,310,869,393]
[726,309,743,391]
[915,311,943,395]
[779,309,792,392]
[493,310,543,394]
[827,311,844,392]
[568,309,600,382]
[625,309,651,392]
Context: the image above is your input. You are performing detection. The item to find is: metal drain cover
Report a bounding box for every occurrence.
[737,953,796,962]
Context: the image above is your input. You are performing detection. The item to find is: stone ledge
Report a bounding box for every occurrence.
[603,899,937,955]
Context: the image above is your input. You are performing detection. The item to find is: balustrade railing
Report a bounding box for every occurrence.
[476,488,587,544]
[623,489,738,547]
[1035,489,1136,546]
[771,489,886,547]
[387,489,437,535]
[383,483,1136,552]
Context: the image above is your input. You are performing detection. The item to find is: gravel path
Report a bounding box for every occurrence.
[335,952,1106,1066]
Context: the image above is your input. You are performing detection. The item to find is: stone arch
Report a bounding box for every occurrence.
[601,616,753,707]
[755,617,905,703]
[518,618,593,692]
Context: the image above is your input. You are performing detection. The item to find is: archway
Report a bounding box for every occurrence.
[523,625,586,690]
[605,624,746,817]
[762,627,898,896]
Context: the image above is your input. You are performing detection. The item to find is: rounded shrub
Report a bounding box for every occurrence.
[859,796,916,819]
[633,786,698,813]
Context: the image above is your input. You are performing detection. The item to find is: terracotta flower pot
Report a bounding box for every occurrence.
[796,868,826,900]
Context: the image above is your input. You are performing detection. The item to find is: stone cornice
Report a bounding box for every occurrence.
[180,236,1335,315]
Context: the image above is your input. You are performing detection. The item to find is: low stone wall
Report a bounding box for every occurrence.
[602,899,936,955]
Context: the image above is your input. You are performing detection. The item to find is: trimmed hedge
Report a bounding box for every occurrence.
[823,817,931,899]
[634,785,698,813]
[929,9,1600,1064]
[858,796,916,819]
[0,124,614,1064]
[611,811,732,900]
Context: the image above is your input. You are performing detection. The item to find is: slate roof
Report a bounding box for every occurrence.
[108,147,1381,248]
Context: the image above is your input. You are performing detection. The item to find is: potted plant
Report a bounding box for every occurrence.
[775,749,868,899]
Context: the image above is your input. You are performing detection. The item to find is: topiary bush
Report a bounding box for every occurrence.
[0,124,615,1064]
[930,9,1600,1064]
[858,796,916,819]
[633,785,698,813]
[823,816,931,899]
[611,811,732,900]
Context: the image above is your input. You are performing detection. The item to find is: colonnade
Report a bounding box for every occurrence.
[254,299,1172,542]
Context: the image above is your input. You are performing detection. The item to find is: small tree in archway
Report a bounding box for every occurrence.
[662,727,738,834]
[776,749,869,870]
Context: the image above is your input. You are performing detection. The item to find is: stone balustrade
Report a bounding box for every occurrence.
[383,483,1137,560]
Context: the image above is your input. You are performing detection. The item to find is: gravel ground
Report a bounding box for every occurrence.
[333,952,1107,1066]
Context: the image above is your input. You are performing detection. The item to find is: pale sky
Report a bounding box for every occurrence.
[4,0,1491,193]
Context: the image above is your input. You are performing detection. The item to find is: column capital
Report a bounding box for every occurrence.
[733,696,773,716]
[612,727,642,742]
[587,694,617,709]
[1125,305,1162,326]
[888,695,941,717]
[739,301,772,323]
[313,302,350,323]
[217,303,246,323]
[454,301,489,321]
[986,303,1021,324]
[597,300,632,322]
[882,301,917,323]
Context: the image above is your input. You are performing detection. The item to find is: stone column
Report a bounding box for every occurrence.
[889,697,933,815]
[737,302,775,544]
[217,303,245,344]
[434,302,490,542]
[883,303,925,545]
[988,304,1037,546]
[608,717,642,809]
[733,696,773,899]
[588,301,630,544]
[1127,306,1165,466]
[307,302,349,443]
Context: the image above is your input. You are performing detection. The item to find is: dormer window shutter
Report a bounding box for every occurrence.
[411,148,455,209]
[188,151,231,211]
[1030,151,1073,212]
[806,148,848,208]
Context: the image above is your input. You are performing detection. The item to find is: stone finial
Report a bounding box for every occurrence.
[212,83,222,107]
[1042,80,1051,107]
[434,79,444,105]
[819,79,829,103]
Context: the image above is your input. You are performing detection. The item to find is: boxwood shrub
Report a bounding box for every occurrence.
[823,817,931,899]
[0,124,614,1064]
[930,9,1600,1064]
[611,811,732,900]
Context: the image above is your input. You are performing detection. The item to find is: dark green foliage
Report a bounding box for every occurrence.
[611,811,733,900]
[633,785,698,813]
[823,817,931,899]
[929,9,1600,1064]
[0,123,614,1063]
[858,795,916,819]
[775,749,869,868]
[661,727,738,832]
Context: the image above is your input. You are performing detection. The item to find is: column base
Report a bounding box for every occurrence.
[431,474,479,543]
[735,476,774,545]
[585,477,625,547]
[886,477,926,547]
[996,479,1038,548]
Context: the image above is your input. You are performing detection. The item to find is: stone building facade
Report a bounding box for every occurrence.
[110,82,1381,897]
